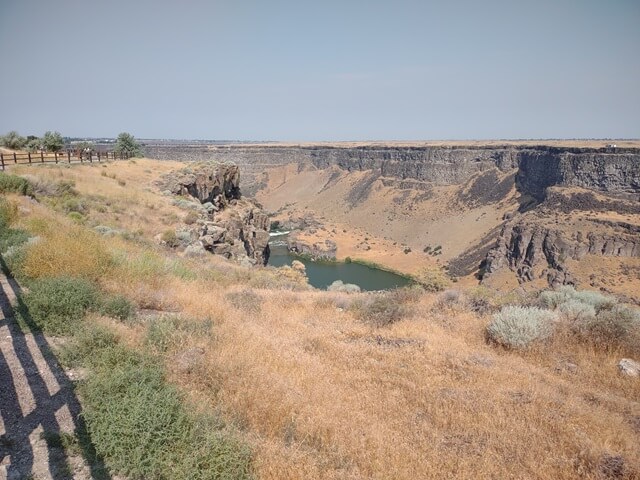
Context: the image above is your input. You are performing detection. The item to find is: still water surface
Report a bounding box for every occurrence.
[268,234,410,291]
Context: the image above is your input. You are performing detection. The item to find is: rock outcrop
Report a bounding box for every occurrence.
[484,219,640,287]
[159,162,270,266]
[287,233,337,261]
[160,162,241,211]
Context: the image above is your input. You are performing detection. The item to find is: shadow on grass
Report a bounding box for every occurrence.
[0,256,110,480]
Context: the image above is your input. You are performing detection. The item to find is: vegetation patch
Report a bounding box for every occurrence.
[486,306,556,349]
[65,328,252,480]
[0,171,33,196]
[351,288,419,327]
[17,276,100,335]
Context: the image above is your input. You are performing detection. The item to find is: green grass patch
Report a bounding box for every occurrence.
[17,276,100,335]
[0,171,33,196]
[67,328,252,480]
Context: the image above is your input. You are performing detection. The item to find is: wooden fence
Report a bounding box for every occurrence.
[0,150,131,170]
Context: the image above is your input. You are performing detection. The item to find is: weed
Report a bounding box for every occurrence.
[100,294,135,321]
[20,225,112,281]
[351,291,412,327]
[161,229,181,248]
[67,211,86,224]
[225,289,263,314]
[183,211,200,225]
[0,197,19,227]
[573,305,640,353]
[79,344,252,479]
[0,172,33,196]
[60,324,119,368]
[18,276,99,334]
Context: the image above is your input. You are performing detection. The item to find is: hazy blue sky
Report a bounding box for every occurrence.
[1,0,639,140]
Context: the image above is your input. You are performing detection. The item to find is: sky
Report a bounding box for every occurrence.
[0,0,639,141]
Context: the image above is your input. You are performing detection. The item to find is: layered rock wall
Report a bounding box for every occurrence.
[145,144,640,198]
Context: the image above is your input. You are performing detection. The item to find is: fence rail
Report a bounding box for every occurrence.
[0,150,131,170]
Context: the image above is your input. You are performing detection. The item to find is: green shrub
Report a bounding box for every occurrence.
[62,197,87,214]
[80,345,252,479]
[0,197,18,228]
[101,294,135,321]
[67,211,85,224]
[60,324,119,367]
[0,228,29,254]
[0,172,33,196]
[486,306,556,349]
[161,229,180,248]
[539,286,576,309]
[18,276,99,334]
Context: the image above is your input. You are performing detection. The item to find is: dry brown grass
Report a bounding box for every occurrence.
[7,159,640,480]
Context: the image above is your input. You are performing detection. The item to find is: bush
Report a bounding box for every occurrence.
[101,294,135,321]
[539,286,576,309]
[573,305,640,352]
[0,197,18,228]
[18,276,99,334]
[161,230,181,248]
[539,286,616,312]
[557,299,596,322]
[351,291,412,327]
[486,306,557,349]
[0,172,33,196]
[183,211,200,225]
[2,130,27,150]
[417,267,450,292]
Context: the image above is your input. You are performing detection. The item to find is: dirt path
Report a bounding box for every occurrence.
[0,268,108,480]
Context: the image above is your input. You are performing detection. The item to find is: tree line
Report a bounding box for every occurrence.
[1,131,142,157]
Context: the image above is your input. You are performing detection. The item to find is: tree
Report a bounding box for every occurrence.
[1,131,27,150]
[114,132,142,158]
[42,131,64,152]
[26,137,42,152]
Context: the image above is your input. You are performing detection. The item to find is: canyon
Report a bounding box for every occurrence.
[145,142,640,298]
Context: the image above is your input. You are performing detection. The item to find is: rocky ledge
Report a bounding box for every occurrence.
[159,162,270,266]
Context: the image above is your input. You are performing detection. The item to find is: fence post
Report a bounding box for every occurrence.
[13,152,17,163]
[1,154,4,171]
[28,152,32,164]
[97,151,101,162]
[55,152,58,164]
[40,151,44,163]
[68,151,71,163]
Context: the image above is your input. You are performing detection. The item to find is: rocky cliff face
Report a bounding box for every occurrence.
[146,144,640,199]
[516,149,640,201]
[161,162,241,211]
[159,162,270,266]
